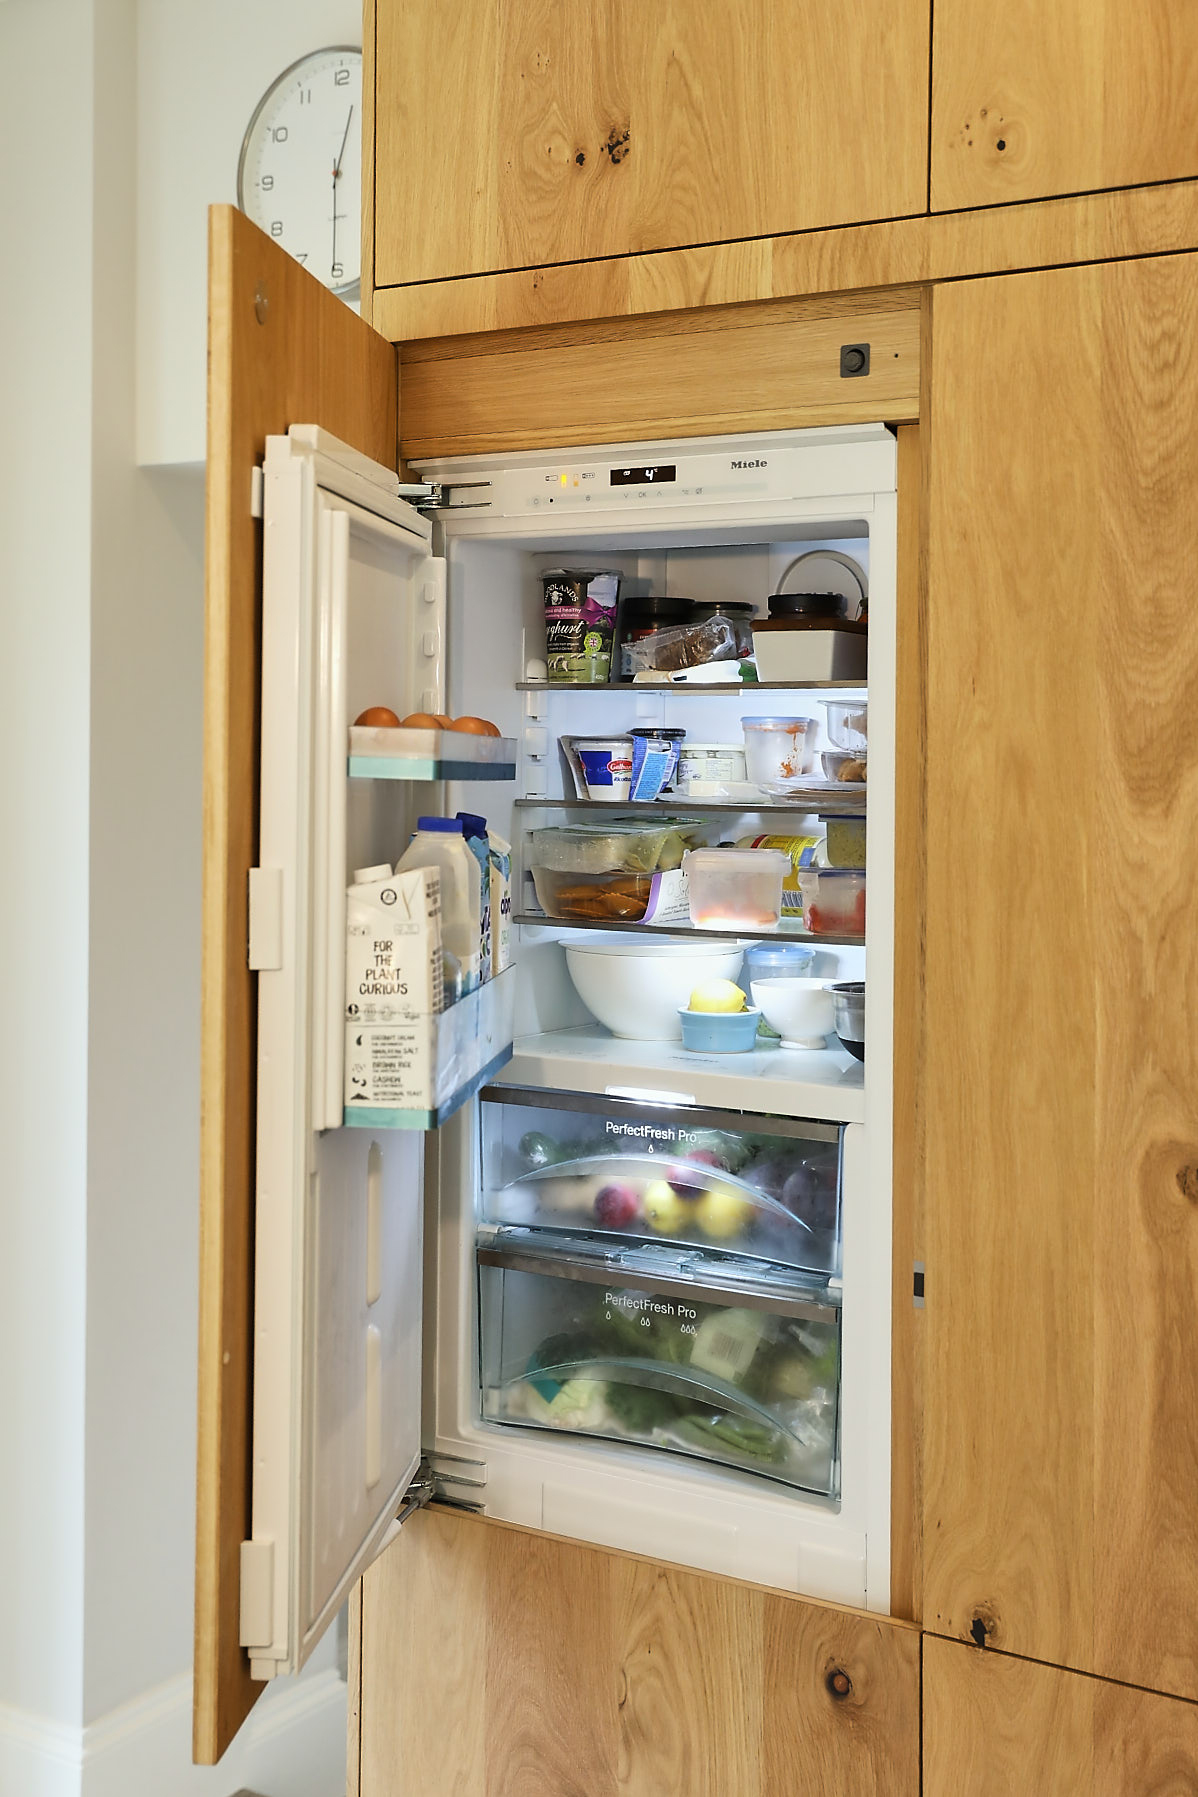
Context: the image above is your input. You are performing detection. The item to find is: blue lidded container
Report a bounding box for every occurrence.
[677,1005,762,1053]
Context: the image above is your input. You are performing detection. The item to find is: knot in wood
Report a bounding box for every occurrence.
[826,1667,853,1700]
[1176,1164,1198,1203]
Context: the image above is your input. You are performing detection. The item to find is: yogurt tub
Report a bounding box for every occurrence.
[570,736,634,801]
[675,742,748,795]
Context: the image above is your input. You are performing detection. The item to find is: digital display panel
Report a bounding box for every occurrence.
[609,464,677,487]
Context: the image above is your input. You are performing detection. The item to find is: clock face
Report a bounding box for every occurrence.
[237,47,363,295]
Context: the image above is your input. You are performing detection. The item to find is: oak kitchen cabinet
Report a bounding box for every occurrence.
[195,220,1198,1795]
[924,1636,1198,1794]
[931,0,1198,211]
[368,0,932,289]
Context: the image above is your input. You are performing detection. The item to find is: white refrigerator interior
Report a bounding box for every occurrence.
[243,423,897,1679]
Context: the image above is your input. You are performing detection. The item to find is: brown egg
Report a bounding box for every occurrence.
[354,705,401,728]
[399,711,444,730]
[450,715,501,736]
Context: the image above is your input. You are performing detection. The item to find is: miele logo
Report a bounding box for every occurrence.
[730,458,768,470]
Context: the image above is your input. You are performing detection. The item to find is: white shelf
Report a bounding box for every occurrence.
[499,1023,864,1124]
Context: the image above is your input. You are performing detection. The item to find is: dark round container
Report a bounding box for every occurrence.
[616,594,693,679]
[767,590,847,619]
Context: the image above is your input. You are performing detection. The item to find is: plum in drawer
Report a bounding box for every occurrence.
[477,1230,841,1497]
[481,1087,842,1278]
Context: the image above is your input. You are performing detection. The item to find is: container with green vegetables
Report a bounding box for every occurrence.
[477,1230,841,1497]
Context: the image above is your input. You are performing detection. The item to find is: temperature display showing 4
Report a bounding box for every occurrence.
[609,465,677,487]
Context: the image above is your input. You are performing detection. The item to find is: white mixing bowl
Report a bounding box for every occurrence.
[565,935,745,1040]
[751,977,835,1048]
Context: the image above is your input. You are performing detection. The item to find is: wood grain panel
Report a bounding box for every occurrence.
[890,414,927,1623]
[370,178,1198,343]
[397,291,920,459]
[920,253,1198,1698]
[358,1509,921,1797]
[932,0,1198,212]
[924,1637,1198,1795]
[194,204,397,1764]
[372,0,929,287]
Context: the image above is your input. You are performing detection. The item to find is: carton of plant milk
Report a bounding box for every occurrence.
[488,830,512,975]
[344,864,444,1111]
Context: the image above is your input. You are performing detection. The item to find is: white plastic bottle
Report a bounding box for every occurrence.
[395,816,482,995]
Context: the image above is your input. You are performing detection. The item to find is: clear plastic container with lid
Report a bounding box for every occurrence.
[684,846,790,931]
[741,717,816,786]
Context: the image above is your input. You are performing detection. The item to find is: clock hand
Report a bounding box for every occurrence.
[331,104,353,279]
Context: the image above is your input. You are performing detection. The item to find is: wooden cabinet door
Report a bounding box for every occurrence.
[924,1637,1198,1794]
[371,0,930,289]
[194,203,398,1764]
[355,1508,921,1797]
[919,252,1198,1698]
[931,0,1198,210]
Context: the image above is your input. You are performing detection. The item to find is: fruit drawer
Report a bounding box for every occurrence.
[480,1087,842,1278]
[477,1231,841,1497]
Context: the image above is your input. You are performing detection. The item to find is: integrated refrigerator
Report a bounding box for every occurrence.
[242,423,897,1682]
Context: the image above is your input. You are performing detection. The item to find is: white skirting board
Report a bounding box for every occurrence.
[0,1665,346,1797]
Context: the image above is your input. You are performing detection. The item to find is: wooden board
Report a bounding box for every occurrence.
[931,0,1198,212]
[890,412,927,1623]
[924,1637,1198,1795]
[358,1508,921,1797]
[397,289,920,459]
[920,252,1198,1698]
[195,204,397,1764]
[371,177,1198,343]
[373,0,929,288]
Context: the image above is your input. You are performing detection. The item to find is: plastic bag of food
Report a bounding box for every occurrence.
[626,616,740,675]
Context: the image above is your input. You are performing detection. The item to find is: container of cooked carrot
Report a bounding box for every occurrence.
[528,820,707,923]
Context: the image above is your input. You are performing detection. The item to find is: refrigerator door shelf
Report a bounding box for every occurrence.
[345,966,517,1130]
[348,723,516,782]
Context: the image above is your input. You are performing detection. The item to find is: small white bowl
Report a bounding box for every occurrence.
[750,977,835,1049]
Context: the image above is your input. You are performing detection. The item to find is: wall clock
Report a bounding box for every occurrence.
[237,46,363,298]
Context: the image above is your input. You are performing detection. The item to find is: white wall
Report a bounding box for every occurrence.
[1,0,360,1788]
[0,0,96,1736]
[137,0,362,465]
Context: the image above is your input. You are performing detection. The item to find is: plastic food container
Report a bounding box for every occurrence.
[824,818,867,868]
[568,735,634,801]
[563,935,744,1038]
[627,615,740,676]
[751,616,867,684]
[684,846,790,931]
[796,868,866,936]
[529,820,702,923]
[677,1005,762,1053]
[478,1239,842,1494]
[822,701,869,755]
[675,742,748,795]
[480,1087,843,1270]
[831,982,865,1061]
[742,717,816,786]
[542,569,621,684]
[750,978,836,1049]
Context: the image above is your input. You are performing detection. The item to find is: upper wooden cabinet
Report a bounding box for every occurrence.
[918,250,1198,1699]
[371,0,932,289]
[931,0,1198,210]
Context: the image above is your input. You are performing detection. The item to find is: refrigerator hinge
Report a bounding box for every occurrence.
[397,1453,487,1524]
[250,464,264,519]
[398,480,493,514]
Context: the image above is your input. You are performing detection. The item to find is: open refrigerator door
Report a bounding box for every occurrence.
[243,427,452,1679]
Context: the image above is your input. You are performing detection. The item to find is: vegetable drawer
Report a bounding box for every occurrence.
[480,1087,842,1278]
[477,1231,841,1497]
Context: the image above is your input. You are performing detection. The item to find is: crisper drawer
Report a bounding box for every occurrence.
[480,1086,842,1277]
[477,1231,841,1497]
